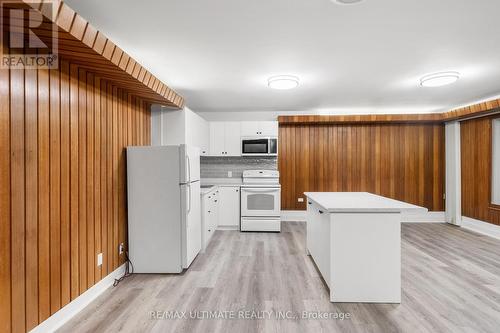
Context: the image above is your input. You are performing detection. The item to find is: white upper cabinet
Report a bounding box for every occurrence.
[240,121,278,137]
[259,121,279,136]
[185,109,210,155]
[240,121,260,136]
[209,122,241,156]
[224,122,241,156]
[210,122,225,156]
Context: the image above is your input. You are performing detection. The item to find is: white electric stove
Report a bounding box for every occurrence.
[240,170,281,232]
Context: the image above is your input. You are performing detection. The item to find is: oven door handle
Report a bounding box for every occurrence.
[242,188,280,193]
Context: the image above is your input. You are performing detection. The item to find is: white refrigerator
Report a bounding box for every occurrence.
[126,144,201,273]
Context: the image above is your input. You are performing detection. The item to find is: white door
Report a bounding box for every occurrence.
[224,122,241,156]
[181,181,201,268]
[218,186,240,227]
[260,121,278,136]
[241,187,281,217]
[210,122,225,156]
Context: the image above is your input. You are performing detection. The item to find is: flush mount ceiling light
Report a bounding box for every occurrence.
[268,75,300,90]
[333,0,364,4]
[420,71,460,87]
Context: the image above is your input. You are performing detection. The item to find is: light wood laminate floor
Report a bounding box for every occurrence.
[59,223,500,333]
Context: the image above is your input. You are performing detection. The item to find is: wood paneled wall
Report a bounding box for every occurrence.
[461,116,500,225]
[279,124,445,211]
[0,52,151,332]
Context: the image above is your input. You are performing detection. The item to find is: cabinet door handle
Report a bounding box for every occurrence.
[308,201,312,205]
[208,210,211,213]
[318,210,324,214]
[214,200,218,202]
[236,189,238,192]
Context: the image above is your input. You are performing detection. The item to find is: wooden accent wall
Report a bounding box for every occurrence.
[460,116,500,225]
[279,124,445,211]
[0,54,151,332]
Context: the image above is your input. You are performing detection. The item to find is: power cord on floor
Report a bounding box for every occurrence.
[113,251,134,287]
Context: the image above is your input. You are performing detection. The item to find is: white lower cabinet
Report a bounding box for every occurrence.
[217,186,240,228]
[306,200,331,287]
[201,189,219,251]
[201,186,240,250]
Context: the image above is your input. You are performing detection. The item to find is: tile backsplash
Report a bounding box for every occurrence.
[201,156,277,179]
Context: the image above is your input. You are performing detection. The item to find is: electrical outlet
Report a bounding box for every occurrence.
[119,243,124,255]
[228,171,232,178]
[298,197,304,203]
[97,253,103,266]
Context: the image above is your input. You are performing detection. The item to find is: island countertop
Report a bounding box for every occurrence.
[304,192,427,214]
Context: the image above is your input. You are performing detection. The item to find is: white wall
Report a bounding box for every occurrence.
[445,121,462,225]
[161,108,186,145]
[185,107,210,148]
[150,108,162,146]
[199,111,280,121]
[197,109,443,122]
[492,119,500,205]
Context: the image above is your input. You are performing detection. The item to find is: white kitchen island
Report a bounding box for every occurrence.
[304,192,427,303]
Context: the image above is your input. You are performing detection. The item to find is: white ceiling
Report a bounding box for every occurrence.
[66,0,500,115]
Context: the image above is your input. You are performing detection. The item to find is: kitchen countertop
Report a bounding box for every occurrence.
[200,185,218,196]
[304,192,427,213]
[201,178,243,186]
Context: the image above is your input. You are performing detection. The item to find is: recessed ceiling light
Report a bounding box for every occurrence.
[268,75,299,90]
[420,71,460,87]
[333,0,364,4]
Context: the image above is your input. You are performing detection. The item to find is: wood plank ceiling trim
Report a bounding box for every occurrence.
[278,113,445,125]
[16,0,185,108]
[278,98,500,125]
[446,98,500,121]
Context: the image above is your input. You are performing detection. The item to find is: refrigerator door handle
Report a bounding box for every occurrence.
[187,183,192,214]
[186,155,191,183]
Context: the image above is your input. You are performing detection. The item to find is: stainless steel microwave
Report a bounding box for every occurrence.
[241,137,278,156]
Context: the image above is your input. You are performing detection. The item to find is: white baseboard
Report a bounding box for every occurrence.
[461,216,500,240]
[30,264,126,333]
[281,210,306,222]
[280,210,446,223]
[217,225,239,231]
[401,211,446,223]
